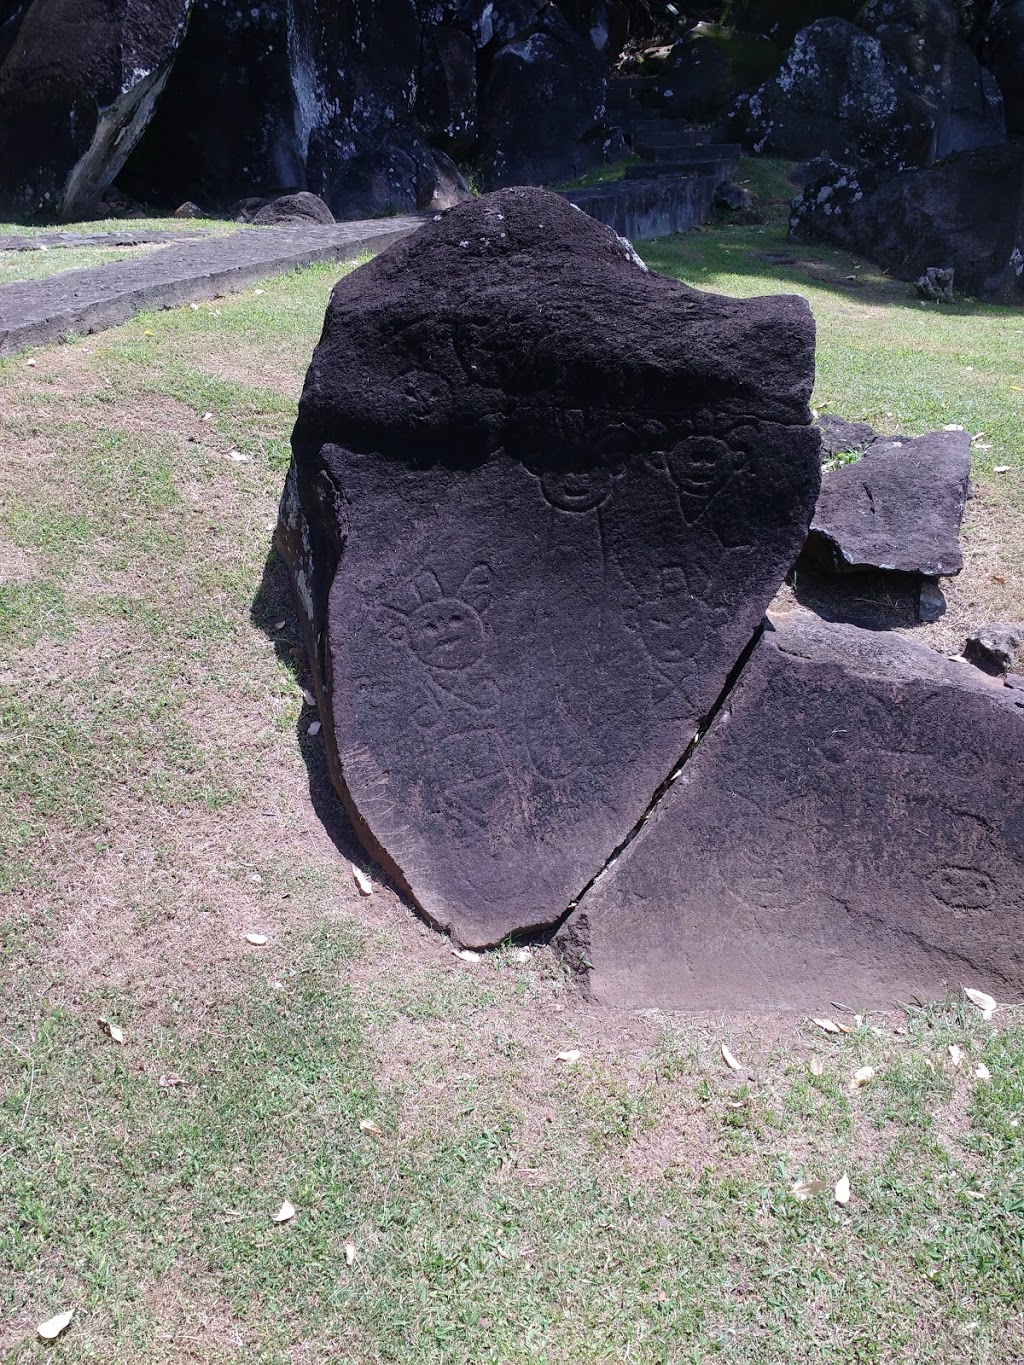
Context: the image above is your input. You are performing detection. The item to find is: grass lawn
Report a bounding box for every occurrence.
[2,165,1023,1362]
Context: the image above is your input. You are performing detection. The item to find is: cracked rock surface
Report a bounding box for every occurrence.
[277,187,820,947]
[558,608,1024,1010]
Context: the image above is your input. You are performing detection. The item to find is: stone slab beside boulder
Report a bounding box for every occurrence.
[806,428,971,577]
[277,187,821,948]
[558,608,1024,1010]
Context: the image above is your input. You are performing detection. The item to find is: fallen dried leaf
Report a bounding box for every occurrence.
[452,948,481,964]
[307,720,321,737]
[352,865,373,896]
[791,1177,826,1201]
[555,1049,581,1065]
[834,1173,851,1206]
[98,1017,125,1045]
[514,948,532,964]
[975,1062,991,1080]
[244,932,269,946]
[228,449,251,463]
[993,465,1012,474]
[358,1118,381,1135]
[36,1309,74,1340]
[25,357,37,368]
[812,1017,842,1035]
[948,1044,964,1069]
[158,1073,183,1088]
[201,411,214,421]
[849,1065,875,1090]
[301,687,316,706]
[344,1242,357,1266]
[721,1043,742,1072]
[809,1055,824,1077]
[964,987,997,1021]
[273,1200,296,1223]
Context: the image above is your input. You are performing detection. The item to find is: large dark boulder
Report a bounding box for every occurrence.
[251,191,335,227]
[277,187,820,947]
[790,144,1024,305]
[985,0,1024,135]
[728,3,1004,170]
[807,429,971,577]
[0,0,191,219]
[477,11,608,187]
[558,608,1024,1009]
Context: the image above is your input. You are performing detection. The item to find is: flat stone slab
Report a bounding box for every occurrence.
[278,186,820,948]
[0,218,421,354]
[806,428,971,577]
[559,609,1024,1010]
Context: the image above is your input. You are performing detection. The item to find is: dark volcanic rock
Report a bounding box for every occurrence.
[816,413,880,460]
[558,608,1024,1009]
[985,0,1024,135]
[0,0,191,219]
[790,144,1024,305]
[251,192,335,227]
[477,15,608,187]
[967,623,1024,674]
[806,429,971,577]
[277,187,820,947]
[728,3,1004,171]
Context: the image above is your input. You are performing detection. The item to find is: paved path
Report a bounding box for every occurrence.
[0,217,421,355]
[0,228,217,252]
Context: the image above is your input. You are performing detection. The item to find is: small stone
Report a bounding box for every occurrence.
[919,578,947,622]
[966,624,1024,674]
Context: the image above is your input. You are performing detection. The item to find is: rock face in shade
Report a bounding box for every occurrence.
[558,609,1024,1010]
[806,428,971,577]
[0,0,192,219]
[277,188,821,947]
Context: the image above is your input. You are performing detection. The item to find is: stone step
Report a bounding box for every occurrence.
[633,143,742,166]
[625,159,739,182]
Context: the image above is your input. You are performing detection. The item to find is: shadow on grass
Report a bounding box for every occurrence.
[248,541,370,872]
[641,222,994,319]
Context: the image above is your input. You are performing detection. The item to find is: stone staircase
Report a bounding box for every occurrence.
[560,75,741,242]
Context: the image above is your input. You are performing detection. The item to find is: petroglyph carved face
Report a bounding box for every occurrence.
[386,564,493,672]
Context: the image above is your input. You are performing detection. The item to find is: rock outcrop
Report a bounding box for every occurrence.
[728,2,1005,171]
[790,143,1024,305]
[558,609,1024,1010]
[277,187,820,947]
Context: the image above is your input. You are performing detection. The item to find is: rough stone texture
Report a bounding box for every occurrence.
[0,217,419,354]
[967,623,1024,673]
[806,429,971,577]
[790,144,1024,305]
[559,608,1024,1010]
[727,4,1004,171]
[251,192,335,227]
[0,0,192,219]
[277,187,820,948]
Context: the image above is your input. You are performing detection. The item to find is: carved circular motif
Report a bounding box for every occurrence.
[539,468,613,513]
[408,598,485,670]
[925,865,996,911]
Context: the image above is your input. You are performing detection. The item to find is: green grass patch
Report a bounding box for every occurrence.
[2,181,1024,1361]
